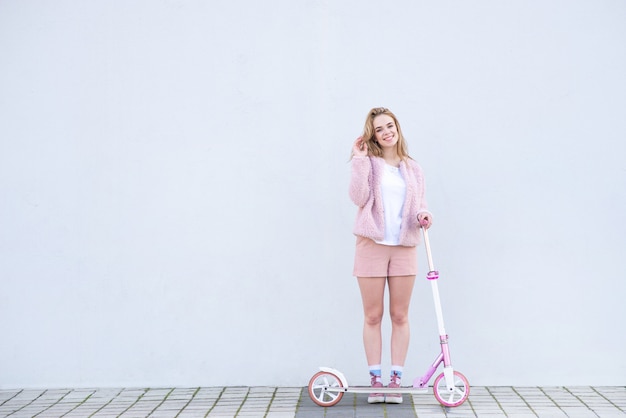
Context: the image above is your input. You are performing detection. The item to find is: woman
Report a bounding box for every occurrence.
[349,107,432,404]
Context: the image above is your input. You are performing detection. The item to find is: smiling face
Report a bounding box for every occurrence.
[373,114,399,151]
[360,107,410,159]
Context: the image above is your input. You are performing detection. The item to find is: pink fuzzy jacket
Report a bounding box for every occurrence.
[349,156,431,247]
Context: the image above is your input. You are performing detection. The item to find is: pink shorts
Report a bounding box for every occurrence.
[353,236,417,277]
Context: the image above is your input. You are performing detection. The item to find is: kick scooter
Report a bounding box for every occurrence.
[307,222,470,407]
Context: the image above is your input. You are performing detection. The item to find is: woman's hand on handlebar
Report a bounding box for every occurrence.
[418,213,432,229]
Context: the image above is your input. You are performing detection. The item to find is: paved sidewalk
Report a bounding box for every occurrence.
[1,386,624,417]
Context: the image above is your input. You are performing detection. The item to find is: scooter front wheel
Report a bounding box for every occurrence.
[433,370,470,407]
[308,371,345,407]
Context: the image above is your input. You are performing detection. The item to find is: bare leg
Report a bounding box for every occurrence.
[357,277,386,366]
[388,275,416,366]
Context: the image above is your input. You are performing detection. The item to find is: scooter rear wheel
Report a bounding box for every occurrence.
[433,370,470,407]
[308,371,345,407]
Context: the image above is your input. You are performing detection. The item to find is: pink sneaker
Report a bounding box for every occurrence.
[368,375,385,404]
[386,373,403,404]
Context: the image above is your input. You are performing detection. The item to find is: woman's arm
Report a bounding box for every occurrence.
[412,162,433,228]
[349,156,372,207]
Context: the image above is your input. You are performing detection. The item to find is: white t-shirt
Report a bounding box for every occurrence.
[375,164,406,246]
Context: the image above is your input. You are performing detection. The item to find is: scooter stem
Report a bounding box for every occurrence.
[422,226,448,338]
[422,225,436,272]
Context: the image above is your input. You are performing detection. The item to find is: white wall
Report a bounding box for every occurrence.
[1,0,625,389]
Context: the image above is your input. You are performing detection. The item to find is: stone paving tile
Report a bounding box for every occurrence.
[1,386,625,417]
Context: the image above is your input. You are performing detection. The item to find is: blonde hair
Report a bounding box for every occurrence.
[356,107,410,159]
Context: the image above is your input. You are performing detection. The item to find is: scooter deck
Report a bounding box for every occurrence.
[322,386,429,395]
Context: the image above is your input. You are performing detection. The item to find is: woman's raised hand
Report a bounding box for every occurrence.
[352,136,368,157]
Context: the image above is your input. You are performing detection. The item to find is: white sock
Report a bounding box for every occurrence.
[391,365,403,381]
[369,364,382,383]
